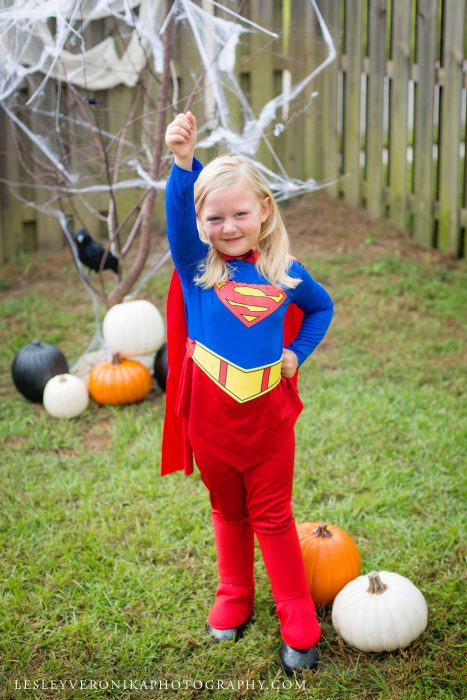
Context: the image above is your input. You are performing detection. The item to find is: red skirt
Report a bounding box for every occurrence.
[177,348,304,471]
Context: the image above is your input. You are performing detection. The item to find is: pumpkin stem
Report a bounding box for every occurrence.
[367,571,388,595]
[111,353,121,365]
[312,523,333,538]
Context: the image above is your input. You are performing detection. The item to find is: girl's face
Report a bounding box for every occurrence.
[197,182,271,257]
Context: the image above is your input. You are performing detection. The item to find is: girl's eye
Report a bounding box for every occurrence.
[235,212,247,217]
[207,217,221,222]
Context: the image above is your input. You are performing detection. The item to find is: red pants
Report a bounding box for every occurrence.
[191,431,321,650]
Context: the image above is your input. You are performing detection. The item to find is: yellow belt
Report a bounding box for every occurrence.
[190,340,282,403]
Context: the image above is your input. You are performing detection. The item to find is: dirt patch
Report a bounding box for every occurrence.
[283,191,460,267]
[82,412,114,452]
[0,191,461,303]
[0,236,169,299]
[2,434,27,448]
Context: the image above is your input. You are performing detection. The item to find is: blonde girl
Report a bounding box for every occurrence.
[162,111,334,674]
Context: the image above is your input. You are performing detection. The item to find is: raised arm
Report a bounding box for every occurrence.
[165,112,208,277]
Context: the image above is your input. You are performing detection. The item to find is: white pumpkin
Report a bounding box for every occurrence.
[103,299,164,357]
[332,571,428,652]
[43,373,89,419]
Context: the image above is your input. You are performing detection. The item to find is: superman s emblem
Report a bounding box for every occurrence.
[215,281,287,327]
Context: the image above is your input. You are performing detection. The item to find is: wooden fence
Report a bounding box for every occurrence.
[0,0,466,265]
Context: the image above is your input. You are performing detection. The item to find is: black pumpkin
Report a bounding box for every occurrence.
[153,343,168,392]
[11,340,69,402]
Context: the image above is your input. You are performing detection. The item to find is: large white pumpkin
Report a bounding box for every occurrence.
[332,571,428,652]
[43,373,89,419]
[103,299,164,357]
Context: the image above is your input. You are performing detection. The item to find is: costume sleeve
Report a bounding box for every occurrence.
[165,157,209,280]
[286,262,334,366]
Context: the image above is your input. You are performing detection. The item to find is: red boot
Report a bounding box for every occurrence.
[207,511,255,640]
[256,525,321,651]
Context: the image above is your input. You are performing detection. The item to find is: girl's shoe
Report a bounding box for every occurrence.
[280,642,319,675]
[206,614,252,642]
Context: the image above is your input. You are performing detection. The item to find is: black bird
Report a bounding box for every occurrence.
[74,228,119,274]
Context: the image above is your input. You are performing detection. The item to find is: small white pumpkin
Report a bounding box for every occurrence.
[43,373,89,419]
[332,571,428,652]
[103,299,164,357]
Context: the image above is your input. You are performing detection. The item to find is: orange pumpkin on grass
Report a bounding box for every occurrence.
[297,522,361,606]
[88,354,152,405]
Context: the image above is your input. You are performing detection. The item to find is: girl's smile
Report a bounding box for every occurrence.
[198,183,270,257]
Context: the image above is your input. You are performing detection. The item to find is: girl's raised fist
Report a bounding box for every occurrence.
[165,111,197,169]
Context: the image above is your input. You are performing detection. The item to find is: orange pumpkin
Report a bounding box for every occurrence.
[88,354,152,405]
[297,522,361,606]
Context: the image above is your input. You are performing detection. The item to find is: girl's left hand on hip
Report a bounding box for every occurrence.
[281,349,299,378]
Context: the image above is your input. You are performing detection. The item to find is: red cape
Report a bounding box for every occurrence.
[160,270,304,476]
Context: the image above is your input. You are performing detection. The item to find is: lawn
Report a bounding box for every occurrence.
[0,193,465,699]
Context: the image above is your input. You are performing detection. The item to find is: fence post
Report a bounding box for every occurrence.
[437,0,465,254]
[342,0,363,208]
[413,0,437,249]
[249,0,276,172]
[318,0,339,196]
[365,0,387,218]
[3,121,24,262]
[0,106,6,265]
[30,79,64,253]
[388,0,410,230]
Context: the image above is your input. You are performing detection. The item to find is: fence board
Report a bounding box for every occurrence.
[365,0,387,217]
[413,0,437,248]
[267,3,288,177]
[318,0,339,196]
[4,120,24,262]
[0,106,7,265]
[342,0,363,207]
[437,0,465,254]
[249,0,276,171]
[283,0,308,180]
[294,2,321,183]
[388,0,410,229]
[31,80,63,251]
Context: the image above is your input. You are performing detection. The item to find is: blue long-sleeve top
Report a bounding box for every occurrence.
[166,158,334,370]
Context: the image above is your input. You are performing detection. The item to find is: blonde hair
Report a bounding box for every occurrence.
[193,155,300,290]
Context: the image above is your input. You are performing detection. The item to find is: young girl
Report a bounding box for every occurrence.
[161,111,334,674]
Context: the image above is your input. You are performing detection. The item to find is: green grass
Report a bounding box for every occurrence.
[0,243,465,699]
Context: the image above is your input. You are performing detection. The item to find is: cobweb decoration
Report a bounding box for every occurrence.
[0,0,335,195]
[0,0,335,366]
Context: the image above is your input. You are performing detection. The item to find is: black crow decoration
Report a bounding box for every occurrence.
[74,228,119,274]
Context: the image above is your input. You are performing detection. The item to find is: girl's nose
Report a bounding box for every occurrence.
[223,219,236,233]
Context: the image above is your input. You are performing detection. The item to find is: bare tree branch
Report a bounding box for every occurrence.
[107,0,174,307]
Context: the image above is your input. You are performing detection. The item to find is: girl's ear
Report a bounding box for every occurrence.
[260,196,271,223]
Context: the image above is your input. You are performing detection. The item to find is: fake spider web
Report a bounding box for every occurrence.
[0,0,336,370]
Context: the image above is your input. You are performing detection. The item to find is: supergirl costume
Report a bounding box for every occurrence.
[161,159,334,653]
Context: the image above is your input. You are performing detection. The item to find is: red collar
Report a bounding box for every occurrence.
[220,249,259,263]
